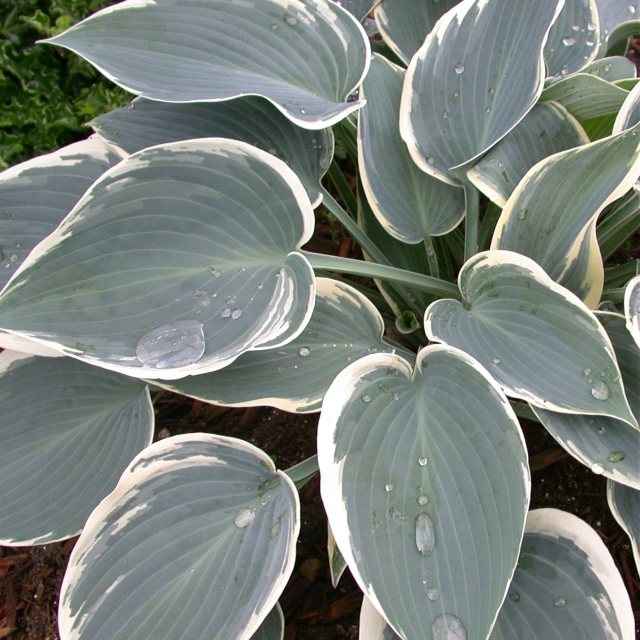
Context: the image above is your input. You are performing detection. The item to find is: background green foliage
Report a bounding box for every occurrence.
[0,0,130,169]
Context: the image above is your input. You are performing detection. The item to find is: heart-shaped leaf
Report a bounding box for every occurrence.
[0,351,153,545]
[374,0,461,66]
[607,479,640,577]
[359,55,465,243]
[490,508,635,640]
[59,434,299,640]
[0,139,316,379]
[544,0,600,78]
[624,274,640,347]
[43,0,369,129]
[153,278,399,413]
[468,101,589,207]
[534,312,640,488]
[491,121,640,307]
[425,251,637,427]
[91,97,333,208]
[319,345,529,640]
[400,0,563,184]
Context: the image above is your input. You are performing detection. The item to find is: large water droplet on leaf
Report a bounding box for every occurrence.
[591,381,610,401]
[235,508,255,528]
[136,320,205,369]
[431,613,467,640]
[454,62,465,74]
[415,513,435,556]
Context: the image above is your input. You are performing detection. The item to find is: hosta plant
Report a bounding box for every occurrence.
[3,0,640,638]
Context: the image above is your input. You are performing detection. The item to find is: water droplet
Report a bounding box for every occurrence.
[385,483,394,492]
[454,62,465,74]
[604,64,612,72]
[15,243,20,248]
[485,107,491,114]
[231,308,242,319]
[361,394,371,403]
[221,308,231,318]
[443,111,449,119]
[453,91,459,98]
[583,368,592,376]
[208,267,222,278]
[417,494,430,506]
[271,23,279,29]
[493,358,501,365]
[598,426,606,435]
[418,457,428,466]
[587,22,596,30]
[591,381,610,401]
[427,157,436,165]
[300,109,306,114]
[510,592,520,601]
[298,346,311,357]
[586,38,595,46]
[572,24,580,31]
[192,289,205,298]
[489,88,495,95]
[562,37,576,46]
[389,508,406,520]
[554,597,567,608]
[591,462,605,474]
[629,4,636,13]
[608,451,625,463]
[136,320,205,369]
[285,15,298,25]
[561,65,570,75]
[431,613,467,640]
[235,508,255,528]
[9,254,18,263]
[392,393,400,401]
[517,209,528,220]
[428,588,441,601]
[416,513,435,556]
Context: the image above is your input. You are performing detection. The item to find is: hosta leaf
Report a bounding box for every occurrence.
[0,139,315,380]
[0,136,121,291]
[334,0,379,22]
[607,479,640,576]
[594,0,640,54]
[425,251,637,426]
[91,97,333,209]
[624,274,640,347]
[359,55,465,243]
[490,509,635,640]
[492,121,640,307]
[400,0,563,184]
[0,333,64,357]
[43,0,369,130]
[318,345,529,640]
[534,312,640,488]
[606,19,640,55]
[0,351,153,546]
[359,596,400,639]
[152,278,398,413]
[581,55,637,81]
[613,79,640,132]
[328,523,348,588]
[59,434,299,640]
[251,604,285,640]
[544,0,600,78]
[374,0,461,66]
[468,101,589,207]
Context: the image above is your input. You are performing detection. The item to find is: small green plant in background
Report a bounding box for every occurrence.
[0,0,128,169]
[3,1,640,639]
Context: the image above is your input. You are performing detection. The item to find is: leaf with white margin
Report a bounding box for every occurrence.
[0,136,121,291]
[0,351,153,546]
[0,138,316,380]
[491,121,640,307]
[540,73,629,121]
[333,0,380,22]
[328,523,348,588]
[624,274,640,347]
[605,19,640,55]
[151,278,401,413]
[581,56,637,81]
[467,101,589,207]
[607,479,640,577]
[594,0,640,55]
[373,0,461,66]
[359,596,400,639]
[43,0,369,130]
[399,0,563,185]
[534,312,640,488]
[489,508,635,640]
[251,604,285,640]
[91,96,333,208]
[359,55,465,244]
[544,0,600,79]
[425,251,637,427]
[59,434,299,640]
[0,333,63,357]
[613,78,640,132]
[318,345,530,640]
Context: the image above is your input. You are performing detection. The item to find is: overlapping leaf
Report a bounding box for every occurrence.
[43,0,370,129]
[594,0,640,54]
[251,604,285,640]
[400,0,563,184]
[319,345,529,640]
[468,102,589,207]
[624,274,640,346]
[534,312,640,488]
[613,79,640,132]
[59,434,299,640]
[582,56,637,81]
[91,97,333,208]
[490,509,635,640]
[491,121,640,306]
[0,139,316,379]
[374,0,461,65]
[153,278,398,413]
[334,0,380,22]
[607,479,640,576]
[0,351,153,546]
[425,251,637,426]
[359,55,465,244]
[359,596,400,639]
